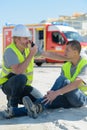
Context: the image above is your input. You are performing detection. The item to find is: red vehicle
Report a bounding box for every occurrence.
[3,22,87,66]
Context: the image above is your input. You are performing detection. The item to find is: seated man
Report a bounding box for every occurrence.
[22,40,87,118]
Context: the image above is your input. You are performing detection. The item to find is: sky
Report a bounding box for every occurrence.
[0,0,87,33]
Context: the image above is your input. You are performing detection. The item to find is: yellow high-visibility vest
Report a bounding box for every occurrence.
[0,42,34,85]
[62,58,87,95]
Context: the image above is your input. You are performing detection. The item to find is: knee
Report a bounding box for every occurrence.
[70,99,84,107]
[57,75,69,84]
[15,74,27,86]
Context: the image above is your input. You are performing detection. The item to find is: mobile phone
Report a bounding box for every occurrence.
[31,42,35,47]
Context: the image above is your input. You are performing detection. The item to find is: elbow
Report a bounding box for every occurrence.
[11,64,25,74]
[13,68,24,74]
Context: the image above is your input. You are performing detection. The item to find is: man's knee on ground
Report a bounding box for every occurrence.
[64,89,85,107]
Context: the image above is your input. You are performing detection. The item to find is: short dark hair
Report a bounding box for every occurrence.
[66,40,81,53]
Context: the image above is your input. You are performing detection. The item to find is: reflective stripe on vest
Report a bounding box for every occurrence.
[0,42,34,85]
[62,58,87,95]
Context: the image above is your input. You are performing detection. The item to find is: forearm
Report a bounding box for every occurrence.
[55,79,83,96]
[14,52,34,74]
[42,51,71,61]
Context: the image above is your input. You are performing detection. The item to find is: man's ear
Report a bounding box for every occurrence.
[74,50,78,55]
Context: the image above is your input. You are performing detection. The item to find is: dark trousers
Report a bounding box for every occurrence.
[2,74,37,107]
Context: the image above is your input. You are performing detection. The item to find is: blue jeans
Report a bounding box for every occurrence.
[36,75,72,109]
[37,75,87,109]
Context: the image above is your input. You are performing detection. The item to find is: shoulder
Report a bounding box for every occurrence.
[62,61,71,68]
[81,64,87,72]
[80,57,87,63]
[4,48,19,68]
[4,48,17,57]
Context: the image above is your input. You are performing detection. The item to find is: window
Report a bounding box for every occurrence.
[63,31,84,42]
[52,32,65,45]
[38,30,44,40]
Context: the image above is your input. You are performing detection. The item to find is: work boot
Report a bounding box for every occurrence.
[22,96,43,119]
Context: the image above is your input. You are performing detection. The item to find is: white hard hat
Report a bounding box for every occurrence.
[12,24,31,37]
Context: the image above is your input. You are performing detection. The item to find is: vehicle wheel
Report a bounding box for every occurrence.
[35,62,43,66]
